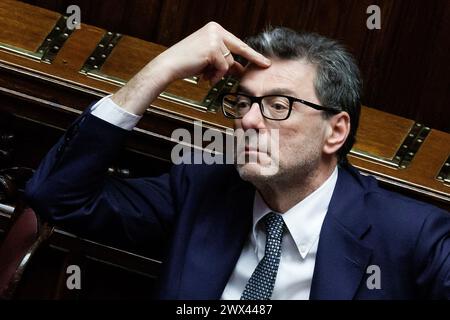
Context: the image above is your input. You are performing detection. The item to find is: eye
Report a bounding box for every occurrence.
[235,97,251,109]
[265,97,290,112]
[271,103,288,111]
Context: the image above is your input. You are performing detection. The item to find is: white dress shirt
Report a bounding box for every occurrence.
[89,96,338,300]
[90,95,141,130]
[221,168,337,300]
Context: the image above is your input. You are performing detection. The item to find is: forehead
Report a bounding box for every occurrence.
[238,58,317,95]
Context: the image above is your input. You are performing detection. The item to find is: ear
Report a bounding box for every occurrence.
[322,112,351,156]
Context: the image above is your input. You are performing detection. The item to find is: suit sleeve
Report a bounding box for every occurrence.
[24,110,182,252]
[413,208,450,299]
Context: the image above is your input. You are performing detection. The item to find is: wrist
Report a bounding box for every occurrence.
[150,51,182,85]
[111,57,172,115]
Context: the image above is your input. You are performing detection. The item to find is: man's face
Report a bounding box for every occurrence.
[234,58,330,184]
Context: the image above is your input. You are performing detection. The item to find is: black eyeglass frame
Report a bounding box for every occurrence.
[220,92,342,120]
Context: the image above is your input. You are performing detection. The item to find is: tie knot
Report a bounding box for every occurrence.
[264,212,285,239]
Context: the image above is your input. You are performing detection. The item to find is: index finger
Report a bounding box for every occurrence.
[222,29,271,68]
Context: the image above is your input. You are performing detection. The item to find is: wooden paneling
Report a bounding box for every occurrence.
[354,107,414,160]
[23,0,450,133]
[0,1,59,52]
[0,0,448,206]
[0,1,448,299]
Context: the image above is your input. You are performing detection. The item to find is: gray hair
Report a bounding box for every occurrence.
[245,27,362,163]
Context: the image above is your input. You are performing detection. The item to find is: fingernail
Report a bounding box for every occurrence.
[264,58,271,65]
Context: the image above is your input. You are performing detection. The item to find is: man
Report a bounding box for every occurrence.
[25,22,449,299]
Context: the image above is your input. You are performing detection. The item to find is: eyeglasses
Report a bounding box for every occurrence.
[220,93,342,120]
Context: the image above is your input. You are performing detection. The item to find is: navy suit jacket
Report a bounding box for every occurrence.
[25,111,450,299]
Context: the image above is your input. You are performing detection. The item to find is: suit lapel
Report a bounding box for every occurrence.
[310,165,373,300]
[177,165,373,299]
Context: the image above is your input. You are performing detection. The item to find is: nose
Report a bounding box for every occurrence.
[238,102,265,130]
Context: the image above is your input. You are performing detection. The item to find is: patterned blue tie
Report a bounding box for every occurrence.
[241,212,285,300]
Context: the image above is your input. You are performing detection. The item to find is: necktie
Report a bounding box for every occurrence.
[241,212,285,300]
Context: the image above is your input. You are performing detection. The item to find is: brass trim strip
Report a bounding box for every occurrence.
[37,16,74,63]
[82,68,126,86]
[436,155,450,186]
[0,43,42,61]
[202,76,238,111]
[350,122,431,169]
[83,68,208,111]
[0,15,73,63]
[0,202,14,214]
[357,167,450,203]
[159,92,208,111]
[80,31,123,74]
[184,76,200,85]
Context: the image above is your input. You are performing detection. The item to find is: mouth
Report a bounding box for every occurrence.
[243,145,270,156]
[244,145,259,152]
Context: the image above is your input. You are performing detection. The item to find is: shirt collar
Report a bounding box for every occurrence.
[252,166,338,259]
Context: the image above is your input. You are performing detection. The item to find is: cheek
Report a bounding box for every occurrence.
[277,118,326,154]
[277,128,304,158]
[278,121,305,144]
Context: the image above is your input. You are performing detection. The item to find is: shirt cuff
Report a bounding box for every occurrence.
[90,95,142,131]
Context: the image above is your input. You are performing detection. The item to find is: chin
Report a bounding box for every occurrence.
[234,149,280,183]
[236,162,279,184]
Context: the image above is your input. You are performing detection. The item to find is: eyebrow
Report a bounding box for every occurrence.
[235,84,253,94]
[236,85,298,97]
